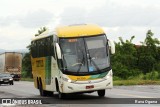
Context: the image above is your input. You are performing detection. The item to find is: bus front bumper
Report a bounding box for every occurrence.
[60,77,113,93]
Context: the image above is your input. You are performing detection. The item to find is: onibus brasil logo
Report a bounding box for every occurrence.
[1,98,42,105]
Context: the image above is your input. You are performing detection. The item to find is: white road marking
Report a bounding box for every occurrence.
[115,93,154,98]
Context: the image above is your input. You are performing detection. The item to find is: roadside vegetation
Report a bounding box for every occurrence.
[21,28,160,85]
[114,72,160,85]
[112,30,160,85]
[21,78,33,82]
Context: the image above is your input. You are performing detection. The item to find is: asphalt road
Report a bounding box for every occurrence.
[0,81,160,107]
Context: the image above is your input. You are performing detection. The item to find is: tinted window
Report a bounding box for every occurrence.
[31,36,55,58]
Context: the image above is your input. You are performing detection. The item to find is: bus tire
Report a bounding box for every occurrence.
[97,90,105,97]
[58,90,66,99]
[39,79,47,96]
[56,79,65,99]
[37,78,39,89]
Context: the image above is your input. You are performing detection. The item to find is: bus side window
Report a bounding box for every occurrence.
[31,36,55,58]
[35,40,38,57]
[31,41,35,57]
[42,39,45,57]
[39,40,42,57]
[46,37,50,56]
[37,40,40,57]
[53,35,58,59]
[50,36,55,58]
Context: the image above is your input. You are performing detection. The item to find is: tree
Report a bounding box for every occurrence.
[22,27,48,78]
[112,36,139,79]
[22,52,32,78]
[138,30,160,73]
[35,27,48,36]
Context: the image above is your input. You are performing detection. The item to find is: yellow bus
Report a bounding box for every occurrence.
[31,24,115,99]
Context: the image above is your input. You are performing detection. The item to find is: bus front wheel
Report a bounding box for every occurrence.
[97,90,105,97]
[58,91,66,99]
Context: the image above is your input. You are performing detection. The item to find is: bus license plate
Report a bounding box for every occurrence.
[86,85,94,89]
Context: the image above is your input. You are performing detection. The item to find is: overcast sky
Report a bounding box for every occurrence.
[0,0,160,50]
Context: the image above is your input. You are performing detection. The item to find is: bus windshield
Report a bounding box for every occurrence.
[59,35,110,75]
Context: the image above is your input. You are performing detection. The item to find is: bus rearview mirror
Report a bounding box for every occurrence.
[108,39,115,54]
[56,43,62,59]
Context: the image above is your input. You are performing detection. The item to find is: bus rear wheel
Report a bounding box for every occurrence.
[97,90,105,97]
[39,80,47,96]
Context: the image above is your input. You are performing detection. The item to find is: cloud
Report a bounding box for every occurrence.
[1,0,160,50]
[59,7,88,25]
[0,23,36,50]
[88,2,160,27]
[58,2,160,46]
[18,9,54,28]
[0,9,54,28]
[0,16,16,26]
[59,1,160,28]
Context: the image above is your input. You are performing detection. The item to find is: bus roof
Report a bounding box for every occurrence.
[56,24,105,38]
[31,30,55,41]
[31,24,105,41]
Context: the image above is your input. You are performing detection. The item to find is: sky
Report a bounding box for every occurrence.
[0,0,160,50]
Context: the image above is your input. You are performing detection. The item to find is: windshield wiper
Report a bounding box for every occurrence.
[77,50,85,74]
[87,50,100,72]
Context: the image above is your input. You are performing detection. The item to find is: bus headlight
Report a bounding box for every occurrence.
[103,71,112,80]
[0,79,3,81]
[103,75,110,80]
[62,77,72,83]
[106,75,110,79]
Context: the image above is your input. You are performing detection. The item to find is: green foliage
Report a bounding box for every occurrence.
[35,27,47,36]
[112,30,160,80]
[143,71,159,80]
[114,80,160,86]
[21,70,28,78]
[113,76,122,81]
[112,36,139,79]
[22,53,32,78]
[21,78,33,82]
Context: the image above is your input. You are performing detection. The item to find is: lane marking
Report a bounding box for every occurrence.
[115,93,154,98]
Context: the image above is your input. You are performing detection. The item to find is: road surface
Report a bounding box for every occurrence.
[0,81,160,107]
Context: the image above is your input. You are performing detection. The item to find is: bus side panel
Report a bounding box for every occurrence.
[0,53,5,73]
[31,57,38,89]
[44,56,58,92]
[51,56,59,92]
[45,56,51,85]
[31,57,37,88]
[32,57,46,89]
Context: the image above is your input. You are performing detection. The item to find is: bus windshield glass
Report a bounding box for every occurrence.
[59,35,110,75]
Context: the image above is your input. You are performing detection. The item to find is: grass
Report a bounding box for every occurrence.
[114,80,160,86]
[20,78,33,82]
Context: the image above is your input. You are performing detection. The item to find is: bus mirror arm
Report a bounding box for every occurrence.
[56,43,62,59]
[108,39,115,54]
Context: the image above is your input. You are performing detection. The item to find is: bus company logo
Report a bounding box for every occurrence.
[2,99,12,105]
